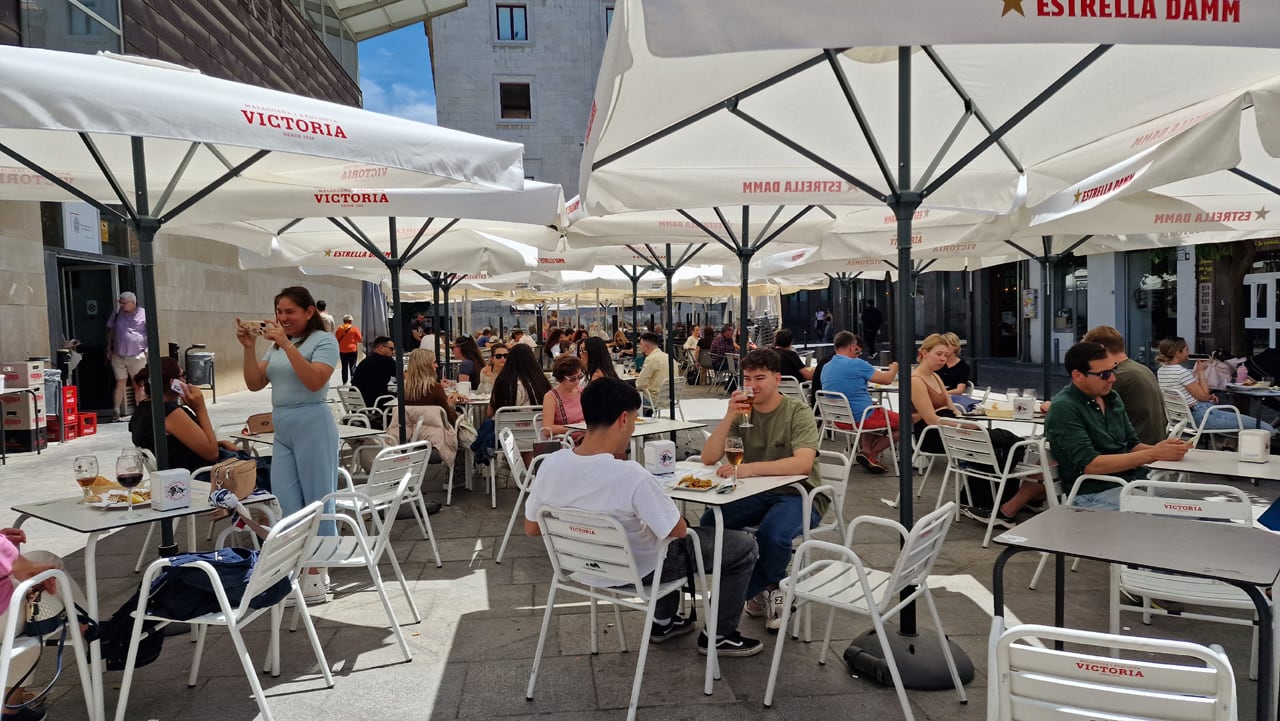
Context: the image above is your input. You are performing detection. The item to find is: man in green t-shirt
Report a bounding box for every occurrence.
[701,349,821,631]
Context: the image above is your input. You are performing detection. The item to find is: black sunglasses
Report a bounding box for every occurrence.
[493,352,509,358]
[1082,367,1117,381]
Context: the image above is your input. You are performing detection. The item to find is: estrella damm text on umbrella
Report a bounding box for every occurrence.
[1003,0,1241,22]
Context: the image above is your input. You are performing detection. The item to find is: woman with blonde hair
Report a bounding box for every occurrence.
[402,348,458,426]
[935,331,971,395]
[1156,336,1273,434]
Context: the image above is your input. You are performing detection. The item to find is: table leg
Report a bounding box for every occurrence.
[991,546,1021,616]
[85,532,105,721]
[703,509,724,695]
[1054,553,1066,651]
[1235,583,1273,721]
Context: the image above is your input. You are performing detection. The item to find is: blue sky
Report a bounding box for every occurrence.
[357,25,437,124]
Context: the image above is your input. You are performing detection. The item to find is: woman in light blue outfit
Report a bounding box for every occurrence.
[1155,336,1274,435]
[238,286,339,603]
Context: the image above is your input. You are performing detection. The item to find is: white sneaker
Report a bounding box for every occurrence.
[765,588,787,631]
[301,574,328,606]
[744,591,769,618]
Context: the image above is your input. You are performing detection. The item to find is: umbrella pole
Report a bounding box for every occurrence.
[844,46,975,691]
[631,274,640,344]
[130,137,177,556]
[665,245,677,421]
[388,219,407,444]
[443,278,453,378]
[432,276,443,373]
[1041,237,1056,400]
[738,207,752,389]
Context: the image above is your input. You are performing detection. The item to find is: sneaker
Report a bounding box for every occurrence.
[301,574,328,606]
[744,591,769,618]
[697,630,764,657]
[765,588,787,632]
[960,506,1015,529]
[649,615,697,643]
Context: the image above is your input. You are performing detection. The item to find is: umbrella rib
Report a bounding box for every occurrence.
[591,51,829,171]
[1002,238,1039,260]
[924,44,1112,197]
[160,149,271,223]
[79,133,137,219]
[824,48,896,191]
[728,105,888,202]
[675,243,707,270]
[921,46,1023,173]
[151,142,200,218]
[713,206,741,248]
[916,107,973,193]
[1229,167,1280,197]
[1060,234,1093,257]
[753,205,786,247]
[402,218,460,265]
[675,209,735,254]
[327,216,381,257]
[275,218,303,236]
[753,205,817,252]
[0,140,127,221]
[401,217,437,259]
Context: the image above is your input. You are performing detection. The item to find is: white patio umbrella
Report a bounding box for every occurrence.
[0,49,529,505]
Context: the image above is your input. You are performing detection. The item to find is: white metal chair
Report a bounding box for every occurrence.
[938,424,1049,546]
[526,506,707,721]
[114,502,334,721]
[799,379,814,408]
[779,375,806,405]
[762,502,967,721]
[988,619,1236,721]
[293,442,431,662]
[1111,479,1266,678]
[645,375,687,420]
[1162,387,1245,449]
[804,449,854,543]
[1,569,95,721]
[884,424,950,511]
[494,428,560,563]
[489,404,545,508]
[815,390,898,474]
[337,385,394,428]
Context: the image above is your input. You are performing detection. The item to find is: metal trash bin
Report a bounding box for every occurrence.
[43,369,62,416]
[186,352,214,386]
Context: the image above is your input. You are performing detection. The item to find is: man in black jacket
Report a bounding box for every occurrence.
[351,336,396,408]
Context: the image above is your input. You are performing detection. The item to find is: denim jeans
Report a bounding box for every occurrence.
[1070,486,1123,510]
[700,491,820,599]
[1192,401,1274,434]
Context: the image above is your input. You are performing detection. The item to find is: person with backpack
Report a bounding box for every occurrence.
[334,315,362,384]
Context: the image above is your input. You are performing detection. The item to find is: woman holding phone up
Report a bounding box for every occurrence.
[238,286,338,605]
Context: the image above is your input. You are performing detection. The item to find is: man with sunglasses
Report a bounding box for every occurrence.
[1046,342,1191,509]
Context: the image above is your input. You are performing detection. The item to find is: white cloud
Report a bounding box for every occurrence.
[360,77,437,125]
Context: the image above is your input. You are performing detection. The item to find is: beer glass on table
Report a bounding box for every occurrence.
[73,455,98,504]
[725,436,745,489]
[115,450,146,519]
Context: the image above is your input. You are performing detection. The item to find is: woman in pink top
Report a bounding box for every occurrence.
[543,355,586,441]
[2,527,59,719]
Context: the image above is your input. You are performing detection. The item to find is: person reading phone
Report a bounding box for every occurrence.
[699,349,821,632]
[129,357,236,472]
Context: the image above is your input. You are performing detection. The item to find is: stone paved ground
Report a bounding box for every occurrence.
[2,380,1272,721]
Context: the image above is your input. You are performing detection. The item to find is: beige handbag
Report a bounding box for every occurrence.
[245,412,274,434]
[209,457,257,500]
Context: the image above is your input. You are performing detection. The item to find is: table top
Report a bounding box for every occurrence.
[1222,384,1280,397]
[12,481,274,534]
[664,461,806,505]
[566,418,706,437]
[455,394,491,406]
[994,506,1280,587]
[228,424,384,445]
[1148,448,1280,481]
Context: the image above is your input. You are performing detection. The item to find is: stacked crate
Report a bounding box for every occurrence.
[1,361,48,453]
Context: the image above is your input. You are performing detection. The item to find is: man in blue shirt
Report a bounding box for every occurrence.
[819,331,900,472]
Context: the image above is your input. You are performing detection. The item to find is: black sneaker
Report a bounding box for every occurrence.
[649,615,697,643]
[697,630,764,657]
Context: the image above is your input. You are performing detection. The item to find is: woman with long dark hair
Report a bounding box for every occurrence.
[479,341,507,393]
[581,336,619,382]
[237,285,337,605]
[453,335,486,385]
[545,328,566,359]
[489,343,552,416]
[129,356,223,472]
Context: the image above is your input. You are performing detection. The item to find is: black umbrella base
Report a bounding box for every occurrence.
[843,625,975,690]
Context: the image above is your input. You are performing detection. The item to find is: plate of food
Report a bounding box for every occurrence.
[674,469,720,492]
[87,489,152,509]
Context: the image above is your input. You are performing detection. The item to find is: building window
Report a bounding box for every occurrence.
[498,81,532,121]
[496,4,528,41]
[605,5,614,34]
[22,0,123,54]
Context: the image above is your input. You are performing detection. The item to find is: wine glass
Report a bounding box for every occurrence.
[115,450,146,519]
[73,455,98,504]
[739,386,755,428]
[724,436,745,490]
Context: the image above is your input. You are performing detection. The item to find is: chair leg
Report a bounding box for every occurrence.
[980,479,1009,548]
[495,486,529,563]
[267,604,282,676]
[871,612,917,721]
[1029,552,1049,590]
[612,600,628,653]
[112,582,153,721]
[589,597,599,655]
[368,563,413,662]
[415,501,442,568]
[1108,566,1123,659]
[385,548,423,623]
[227,621,277,721]
[526,584,559,700]
[763,589,798,707]
[922,590,968,702]
[188,624,208,686]
[623,587,664,721]
[291,586,335,688]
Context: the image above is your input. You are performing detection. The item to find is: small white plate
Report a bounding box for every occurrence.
[89,492,152,510]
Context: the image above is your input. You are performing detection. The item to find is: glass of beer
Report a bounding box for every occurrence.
[739,386,755,428]
[115,450,146,519]
[73,455,98,504]
[725,436,745,489]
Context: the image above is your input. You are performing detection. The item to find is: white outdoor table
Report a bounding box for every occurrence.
[566,418,706,462]
[1220,383,1280,429]
[11,482,276,721]
[225,423,384,451]
[663,461,806,695]
[1148,448,1280,482]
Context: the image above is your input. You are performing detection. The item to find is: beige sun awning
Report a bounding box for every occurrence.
[330,0,467,41]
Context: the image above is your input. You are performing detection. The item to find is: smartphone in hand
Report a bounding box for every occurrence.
[170,378,186,395]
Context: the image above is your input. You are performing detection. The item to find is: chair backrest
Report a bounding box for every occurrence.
[137,448,158,473]
[912,424,945,457]
[337,385,368,413]
[1162,388,1200,442]
[815,390,857,428]
[650,376,685,411]
[240,501,325,611]
[811,450,852,535]
[799,380,814,407]
[1119,479,1252,525]
[494,404,545,452]
[698,349,714,370]
[991,621,1237,721]
[779,376,806,404]
[535,506,645,589]
[498,427,529,479]
[938,423,1001,472]
[879,502,956,611]
[362,441,429,556]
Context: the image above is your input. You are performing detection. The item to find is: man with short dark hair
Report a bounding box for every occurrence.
[351,336,396,408]
[316,300,335,334]
[701,349,821,631]
[526,378,763,656]
[1045,342,1191,509]
[860,299,884,352]
[820,330,900,473]
[511,328,536,349]
[1080,325,1167,444]
[710,324,739,377]
[634,332,669,413]
[772,329,812,381]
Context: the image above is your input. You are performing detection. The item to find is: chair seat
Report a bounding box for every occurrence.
[305,535,375,567]
[785,561,891,614]
[566,574,688,599]
[134,603,272,628]
[1120,568,1262,611]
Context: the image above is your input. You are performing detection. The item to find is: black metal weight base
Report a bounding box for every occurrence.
[843,625,975,690]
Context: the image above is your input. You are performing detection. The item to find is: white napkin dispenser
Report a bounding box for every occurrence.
[644,440,677,475]
[151,468,191,510]
[1012,396,1035,420]
[1239,429,1271,464]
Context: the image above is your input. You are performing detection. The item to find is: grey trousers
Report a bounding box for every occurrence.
[642,528,758,636]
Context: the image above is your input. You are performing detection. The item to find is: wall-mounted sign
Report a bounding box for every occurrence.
[1022,288,1038,319]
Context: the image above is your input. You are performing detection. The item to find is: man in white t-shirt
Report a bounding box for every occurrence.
[525,377,763,657]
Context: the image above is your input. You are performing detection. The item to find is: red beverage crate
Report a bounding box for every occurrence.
[61,386,78,414]
[47,417,78,442]
[78,411,97,437]
[3,427,47,453]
